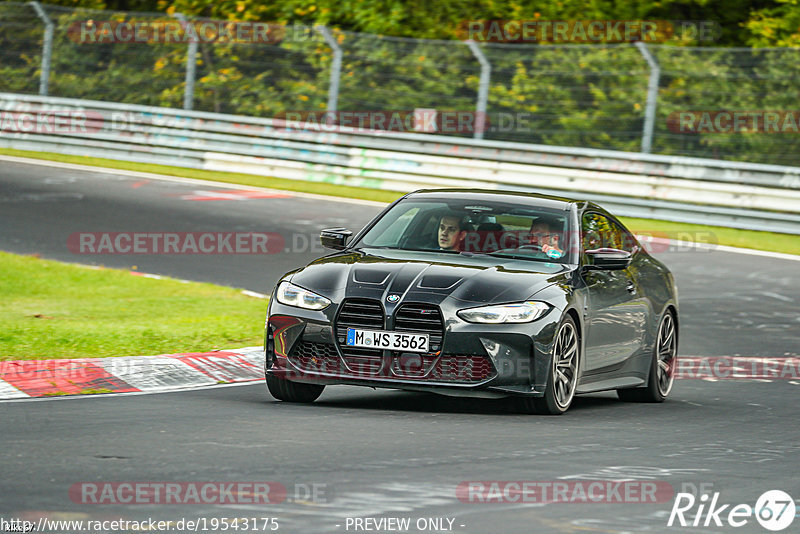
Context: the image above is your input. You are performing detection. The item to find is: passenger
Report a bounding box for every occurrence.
[530,217,565,258]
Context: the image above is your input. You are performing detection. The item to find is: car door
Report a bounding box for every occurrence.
[581,212,643,374]
[609,217,651,361]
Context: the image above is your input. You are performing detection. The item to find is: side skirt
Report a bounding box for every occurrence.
[576,376,645,394]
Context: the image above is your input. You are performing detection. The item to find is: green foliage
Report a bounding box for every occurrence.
[744,0,800,47]
[651,46,800,164]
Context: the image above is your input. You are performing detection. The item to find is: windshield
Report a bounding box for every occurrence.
[353,198,574,263]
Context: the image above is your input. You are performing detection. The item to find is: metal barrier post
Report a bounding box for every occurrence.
[173,13,197,111]
[635,42,660,154]
[316,26,342,117]
[466,40,490,140]
[28,1,53,96]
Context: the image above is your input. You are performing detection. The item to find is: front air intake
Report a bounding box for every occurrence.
[335,298,384,374]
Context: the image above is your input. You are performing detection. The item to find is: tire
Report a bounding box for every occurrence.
[617,311,677,403]
[516,315,580,415]
[266,375,325,403]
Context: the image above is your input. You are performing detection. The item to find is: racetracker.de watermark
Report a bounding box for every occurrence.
[456,480,675,503]
[68,481,330,505]
[459,19,718,43]
[276,110,487,134]
[0,110,104,134]
[675,357,800,380]
[67,232,284,255]
[668,111,800,134]
[66,20,307,44]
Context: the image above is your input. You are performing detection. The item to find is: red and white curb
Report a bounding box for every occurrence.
[0,346,265,400]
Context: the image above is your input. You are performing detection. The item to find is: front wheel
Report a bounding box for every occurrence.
[266,375,325,403]
[617,311,677,403]
[517,315,580,415]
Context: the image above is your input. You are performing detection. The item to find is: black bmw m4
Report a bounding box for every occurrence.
[264,190,678,414]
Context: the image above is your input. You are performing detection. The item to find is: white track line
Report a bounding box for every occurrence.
[76,263,267,298]
[0,154,387,207]
[636,235,800,262]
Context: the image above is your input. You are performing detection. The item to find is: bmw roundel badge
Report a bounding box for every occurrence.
[387,294,400,302]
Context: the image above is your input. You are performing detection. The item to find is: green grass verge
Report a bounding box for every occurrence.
[619,217,800,256]
[1,147,798,255]
[0,251,266,361]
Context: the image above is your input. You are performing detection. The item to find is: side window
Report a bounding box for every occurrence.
[609,218,639,253]
[582,212,622,251]
[422,212,441,236]
[373,207,420,246]
[367,207,421,246]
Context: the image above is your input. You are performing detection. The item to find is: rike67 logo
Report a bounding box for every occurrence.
[668,490,796,531]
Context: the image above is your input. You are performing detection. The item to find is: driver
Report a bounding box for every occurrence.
[437,213,469,251]
[530,217,564,258]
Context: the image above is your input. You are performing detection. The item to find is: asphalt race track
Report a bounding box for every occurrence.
[2,158,799,533]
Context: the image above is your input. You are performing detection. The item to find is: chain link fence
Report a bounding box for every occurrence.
[2,2,799,166]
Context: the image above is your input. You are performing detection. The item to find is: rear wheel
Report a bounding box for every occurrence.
[617,311,676,403]
[266,375,325,403]
[517,315,580,415]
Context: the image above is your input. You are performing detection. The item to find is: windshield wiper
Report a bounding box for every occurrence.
[400,247,459,253]
[460,249,557,262]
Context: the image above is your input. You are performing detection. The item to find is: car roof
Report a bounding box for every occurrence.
[405,188,581,211]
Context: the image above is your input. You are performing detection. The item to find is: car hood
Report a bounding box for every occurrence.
[287,248,573,305]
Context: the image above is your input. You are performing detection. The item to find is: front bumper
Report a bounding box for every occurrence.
[265,301,561,398]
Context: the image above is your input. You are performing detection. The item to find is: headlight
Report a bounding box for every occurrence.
[275,281,331,310]
[457,301,550,323]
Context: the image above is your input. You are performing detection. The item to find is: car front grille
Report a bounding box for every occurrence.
[335,298,384,375]
[393,303,443,353]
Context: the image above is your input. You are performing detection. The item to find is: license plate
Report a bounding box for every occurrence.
[346,328,429,353]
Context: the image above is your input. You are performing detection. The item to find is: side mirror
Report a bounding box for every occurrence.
[584,248,631,271]
[320,228,353,250]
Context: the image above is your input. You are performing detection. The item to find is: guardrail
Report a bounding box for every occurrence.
[2,92,800,234]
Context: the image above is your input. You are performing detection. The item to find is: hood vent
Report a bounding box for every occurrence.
[353,269,391,285]
[418,274,462,290]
